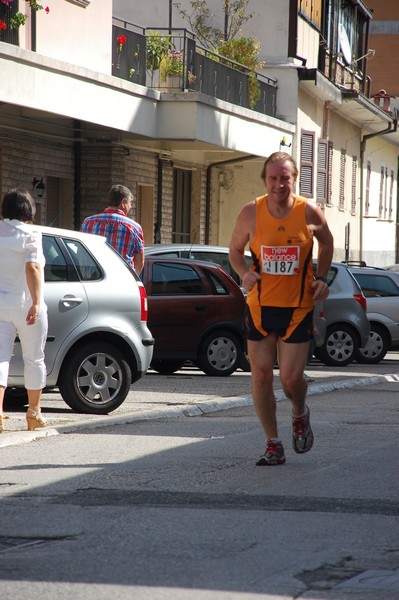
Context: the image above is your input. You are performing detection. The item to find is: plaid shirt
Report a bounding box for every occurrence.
[81,208,144,270]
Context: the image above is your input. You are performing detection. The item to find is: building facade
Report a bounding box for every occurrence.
[122,0,399,265]
[0,0,293,247]
[1,0,397,264]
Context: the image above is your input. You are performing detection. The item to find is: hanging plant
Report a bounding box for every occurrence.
[0,0,50,31]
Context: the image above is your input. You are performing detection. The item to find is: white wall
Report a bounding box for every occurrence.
[33,0,112,73]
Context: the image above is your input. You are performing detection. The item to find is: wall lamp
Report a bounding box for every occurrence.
[32,177,46,199]
[280,136,292,148]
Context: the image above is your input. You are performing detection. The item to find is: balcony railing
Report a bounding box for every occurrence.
[112,19,277,118]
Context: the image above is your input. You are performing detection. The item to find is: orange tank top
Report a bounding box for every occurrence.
[247,194,314,308]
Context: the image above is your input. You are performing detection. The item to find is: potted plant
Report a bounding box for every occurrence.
[146,31,175,86]
[159,49,184,88]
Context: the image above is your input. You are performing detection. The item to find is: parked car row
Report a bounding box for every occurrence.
[144,245,371,368]
[7,235,396,416]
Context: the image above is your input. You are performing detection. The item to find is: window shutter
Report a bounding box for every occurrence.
[317,139,328,203]
[327,142,333,205]
[365,161,371,216]
[300,131,314,198]
[389,169,394,220]
[339,149,346,210]
[351,156,357,215]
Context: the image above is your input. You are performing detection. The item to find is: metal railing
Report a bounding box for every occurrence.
[112,20,277,117]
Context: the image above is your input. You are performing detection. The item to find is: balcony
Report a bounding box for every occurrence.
[112,19,277,118]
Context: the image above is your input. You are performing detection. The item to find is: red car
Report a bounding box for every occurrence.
[141,257,246,376]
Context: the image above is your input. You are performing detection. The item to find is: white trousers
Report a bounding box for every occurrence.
[0,305,48,390]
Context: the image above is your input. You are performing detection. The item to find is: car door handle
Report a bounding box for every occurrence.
[195,304,206,311]
[61,295,84,308]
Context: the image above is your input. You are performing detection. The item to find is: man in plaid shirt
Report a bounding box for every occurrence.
[80,185,144,274]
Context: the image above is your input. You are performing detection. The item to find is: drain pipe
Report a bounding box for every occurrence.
[205,154,258,243]
[359,119,398,261]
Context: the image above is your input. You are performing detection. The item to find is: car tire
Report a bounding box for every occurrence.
[198,330,243,376]
[316,324,359,367]
[58,342,132,414]
[151,360,186,375]
[356,324,388,364]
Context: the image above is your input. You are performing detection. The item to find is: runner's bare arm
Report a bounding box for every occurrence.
[229,202,260,292]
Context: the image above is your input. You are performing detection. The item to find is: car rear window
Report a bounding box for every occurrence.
[353,273,399,297]
[151,262,203,295]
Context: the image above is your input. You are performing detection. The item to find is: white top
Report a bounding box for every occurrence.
[0,219,45,308]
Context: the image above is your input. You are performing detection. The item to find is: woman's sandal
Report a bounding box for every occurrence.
[26,408,47,431]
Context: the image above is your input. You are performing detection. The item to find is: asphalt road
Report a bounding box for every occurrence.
[0,367,398,599]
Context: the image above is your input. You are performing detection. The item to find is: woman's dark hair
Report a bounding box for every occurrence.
[1,189,36,223]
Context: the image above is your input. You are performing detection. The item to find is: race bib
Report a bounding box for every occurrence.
[261,245,300,275]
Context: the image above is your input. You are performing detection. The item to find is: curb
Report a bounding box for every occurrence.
[0,374,394,449]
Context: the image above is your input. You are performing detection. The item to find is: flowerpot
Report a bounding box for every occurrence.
[162,74,182,91]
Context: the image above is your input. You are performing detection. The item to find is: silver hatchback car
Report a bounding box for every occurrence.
[348,265,399,363]
[7,226,154,414]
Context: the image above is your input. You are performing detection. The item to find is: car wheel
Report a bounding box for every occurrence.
[317,324,358,367]
[198,330,243,376]
[151,360,186,375]
[58,342,131,414]
[356,324,388,364]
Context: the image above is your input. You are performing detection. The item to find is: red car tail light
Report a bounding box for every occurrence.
[354,293,367,311]
[138,281,148,321]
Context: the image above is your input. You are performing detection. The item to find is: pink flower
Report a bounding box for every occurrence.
[1,0,15,6]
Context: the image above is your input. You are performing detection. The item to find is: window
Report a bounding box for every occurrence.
[299,131,314,198]
[64,239,102,281]
[339,149,346,211]
[206,272,229,295]
[298,0,322,29]
[173,169,192,243]
[42,236,68,282]
[355,274,399,298]
[0,2,18,45]
[151,262,203,295]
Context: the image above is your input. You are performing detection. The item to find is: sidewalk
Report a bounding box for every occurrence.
[1,362,397,448]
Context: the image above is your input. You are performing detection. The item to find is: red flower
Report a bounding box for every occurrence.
[45,6,49,13]
[0,19,7,30]
[117,35,127,47]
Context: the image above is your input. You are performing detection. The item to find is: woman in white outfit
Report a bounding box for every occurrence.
[0,189,48,432]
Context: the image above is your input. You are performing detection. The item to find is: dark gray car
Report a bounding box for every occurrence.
[314,262,369,366]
